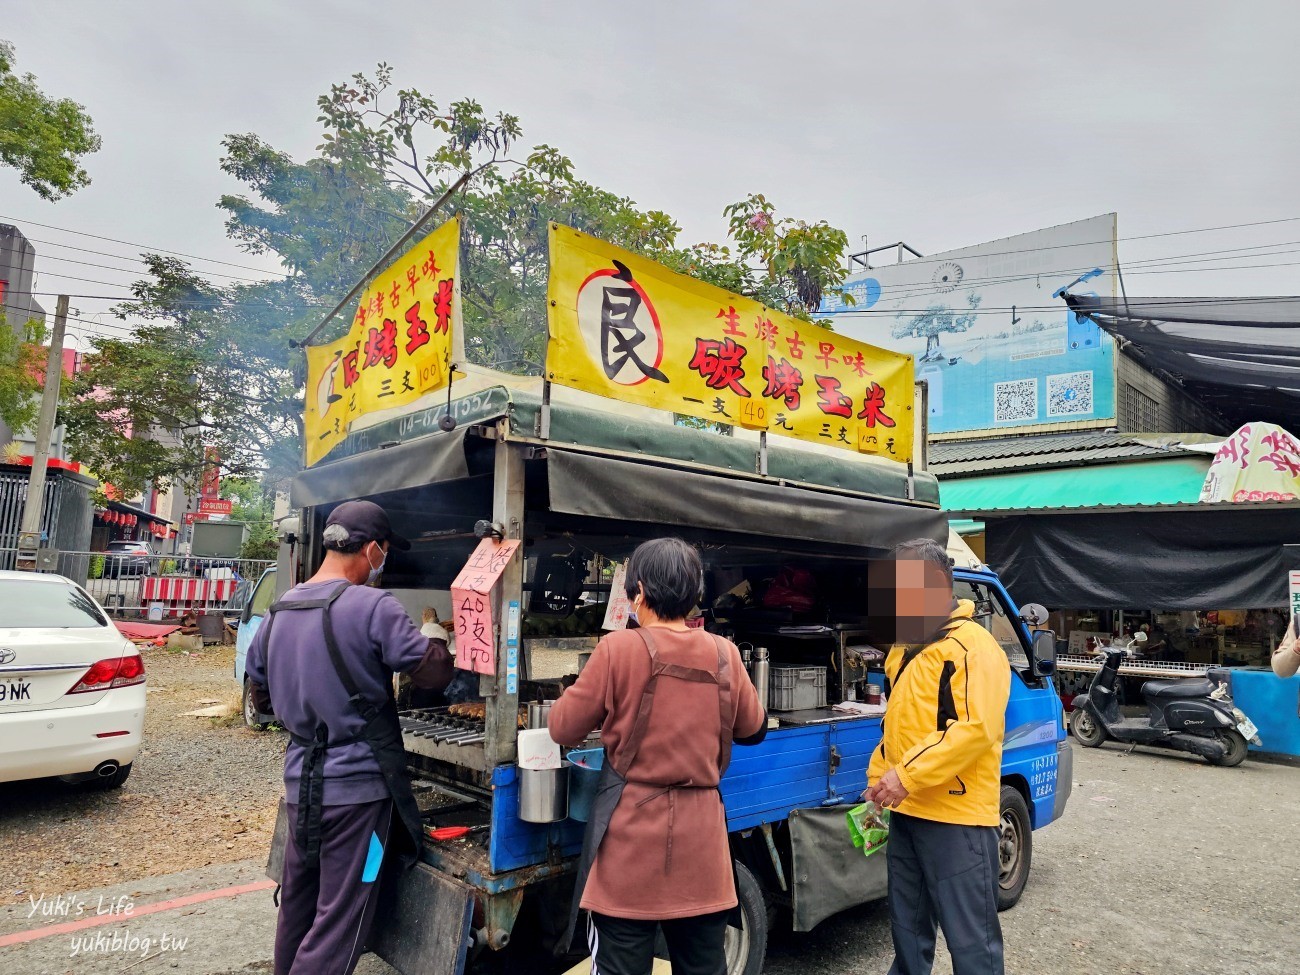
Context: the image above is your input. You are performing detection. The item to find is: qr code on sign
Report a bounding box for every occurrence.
[1047,371,1094,417]
[994,379,1038,423]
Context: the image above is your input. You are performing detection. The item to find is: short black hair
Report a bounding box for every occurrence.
[625,538,704,621]
[891,537,954,588]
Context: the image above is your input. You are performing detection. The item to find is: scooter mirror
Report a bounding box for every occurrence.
[1019,603,1050,628]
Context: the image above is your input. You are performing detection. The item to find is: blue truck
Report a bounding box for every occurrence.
[252,384,1069,975]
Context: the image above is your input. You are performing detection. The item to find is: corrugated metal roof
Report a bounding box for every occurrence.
[929,432,1221,477]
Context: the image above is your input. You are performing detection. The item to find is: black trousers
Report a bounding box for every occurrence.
[275,799,393,975]
[886,812,1004,975]
[589,910,729,975]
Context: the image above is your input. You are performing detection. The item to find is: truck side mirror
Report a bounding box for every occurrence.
[1032,630,1057,678]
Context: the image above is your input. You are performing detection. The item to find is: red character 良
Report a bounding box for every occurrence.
[405,302,431,355]
[762,356,803,409]
[341,345,361,389]
[690,337,752,396]
[717,306,745,337]
[858,382,896,428]
[363,320,399,369]
[815,375,853,418]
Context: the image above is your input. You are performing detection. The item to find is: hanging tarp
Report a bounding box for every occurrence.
[987,505,1300,609]
[1200,422,1300,502]
[1063,295,1300,429]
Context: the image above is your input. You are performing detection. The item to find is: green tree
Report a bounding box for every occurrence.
[62,65,850,492]
[0,40,101,200]
[0,311,48,440]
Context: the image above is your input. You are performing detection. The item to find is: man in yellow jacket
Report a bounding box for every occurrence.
[866,538,1012,975]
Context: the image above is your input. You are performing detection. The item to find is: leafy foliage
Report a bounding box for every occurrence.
[0,311,48,437]
[61,65,851,494]
[0,40,101,200]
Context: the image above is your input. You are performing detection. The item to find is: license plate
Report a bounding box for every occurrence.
[1237,716,1258,740]
[1,680,33,703]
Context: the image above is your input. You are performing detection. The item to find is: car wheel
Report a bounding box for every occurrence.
[242,678,268,731]
[996,785,1032,911]
[84,763,132,791]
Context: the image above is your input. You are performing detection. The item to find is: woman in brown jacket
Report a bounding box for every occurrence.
[549,538,767,975]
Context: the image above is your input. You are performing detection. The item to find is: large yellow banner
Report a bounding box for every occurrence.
[304,217,461,466]
[546,223,914,462]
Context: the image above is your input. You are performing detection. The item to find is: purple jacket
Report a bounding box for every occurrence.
[246,580,450,805]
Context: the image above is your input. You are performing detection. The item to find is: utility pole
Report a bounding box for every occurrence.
[16,295,69,571]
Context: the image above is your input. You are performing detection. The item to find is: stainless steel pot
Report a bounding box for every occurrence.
[518,762,570,823]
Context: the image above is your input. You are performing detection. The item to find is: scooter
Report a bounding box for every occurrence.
[1068,635,1262,767]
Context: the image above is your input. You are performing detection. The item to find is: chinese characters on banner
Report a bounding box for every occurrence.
[303,217,463,466]
[1198,422,1300,503]
[450,538,522,675]
[545,223,915,462]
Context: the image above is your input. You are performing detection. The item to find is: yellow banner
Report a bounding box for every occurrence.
[546,223,914,462]
[304,217,461,466]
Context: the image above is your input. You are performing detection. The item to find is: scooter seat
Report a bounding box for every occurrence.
[1142,678,1215,700]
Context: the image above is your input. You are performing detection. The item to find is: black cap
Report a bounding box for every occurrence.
[325,500,411,551]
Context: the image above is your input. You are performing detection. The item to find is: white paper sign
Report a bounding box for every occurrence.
[602,562,632,632]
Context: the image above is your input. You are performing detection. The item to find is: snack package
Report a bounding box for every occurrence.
[846,801,891,858]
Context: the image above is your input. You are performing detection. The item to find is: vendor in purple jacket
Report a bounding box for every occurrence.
[246,501,452,975]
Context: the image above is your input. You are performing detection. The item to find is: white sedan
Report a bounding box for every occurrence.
[0,570,145,790]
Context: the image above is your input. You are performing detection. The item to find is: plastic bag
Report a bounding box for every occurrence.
[846,801,890,857]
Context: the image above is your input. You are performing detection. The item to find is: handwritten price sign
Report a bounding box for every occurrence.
[451,538,521,675]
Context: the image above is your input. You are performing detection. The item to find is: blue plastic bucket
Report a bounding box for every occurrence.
[566,747,605,822]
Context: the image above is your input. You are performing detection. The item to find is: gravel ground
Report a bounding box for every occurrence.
[0,642,284,907]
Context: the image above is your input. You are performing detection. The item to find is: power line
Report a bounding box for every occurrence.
[0,213,285,275]
[25,243,276,284]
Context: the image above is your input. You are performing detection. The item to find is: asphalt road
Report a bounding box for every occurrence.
[3,743,1296,975]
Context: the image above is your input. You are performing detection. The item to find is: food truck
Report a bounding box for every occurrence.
[257,379,1068,975]
[257,217,1069,974]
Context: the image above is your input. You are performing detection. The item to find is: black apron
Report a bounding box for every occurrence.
[264,581,424,869]
[564,627,740,950]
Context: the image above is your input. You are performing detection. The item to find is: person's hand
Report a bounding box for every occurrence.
[864,768,909,808]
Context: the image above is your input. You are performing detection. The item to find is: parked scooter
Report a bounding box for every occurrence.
[1069,633,1261,767]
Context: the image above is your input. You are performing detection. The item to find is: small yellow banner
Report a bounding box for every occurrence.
[304,217,462,466]
[546,224,914,462]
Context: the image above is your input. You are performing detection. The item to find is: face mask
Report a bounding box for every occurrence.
[366,544,387,586]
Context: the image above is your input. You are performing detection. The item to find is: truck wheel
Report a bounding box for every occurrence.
[724,862,768,975]
[242,678,267,731]
[996,786,1032,912]
[1069,708,1106,747]
[1207,730,1248,768]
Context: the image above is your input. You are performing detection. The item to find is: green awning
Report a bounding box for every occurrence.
[940,457,1212,515]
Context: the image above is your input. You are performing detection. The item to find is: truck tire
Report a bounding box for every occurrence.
[996,785,1032,912]
[242,678,267,731]
[724,861,768,975]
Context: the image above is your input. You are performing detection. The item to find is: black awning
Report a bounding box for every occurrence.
[1063,294,1300,429]
[986,505,1300,609]
[544,448,946,553]
[291,429,471,508]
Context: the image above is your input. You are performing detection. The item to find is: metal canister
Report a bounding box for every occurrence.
[865,683,883,705]
[518,762,570,823]
[752,647,770,713]
[527,701,553,729]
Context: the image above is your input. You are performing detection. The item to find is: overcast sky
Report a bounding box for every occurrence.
[4,1,1299,349]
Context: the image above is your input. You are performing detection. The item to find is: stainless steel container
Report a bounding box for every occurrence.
[865,683,883,705]
[752,647,770,713]
[527,701,553,729]
[518,762,570,823]
[577,651,594,674]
